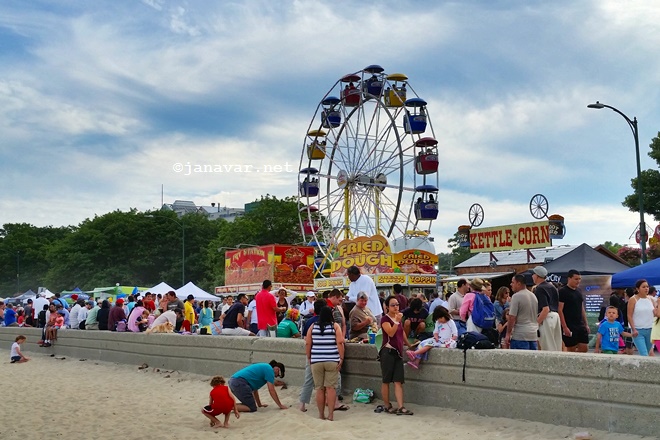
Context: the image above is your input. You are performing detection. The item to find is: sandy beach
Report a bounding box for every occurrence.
[0,348,654,440]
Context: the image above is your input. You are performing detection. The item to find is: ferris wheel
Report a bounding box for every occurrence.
[297,65,440,274]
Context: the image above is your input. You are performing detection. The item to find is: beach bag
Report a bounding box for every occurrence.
[457,331,495,382]
[352,388,374,403]
[470,293,495,329]
[115,320,127,332]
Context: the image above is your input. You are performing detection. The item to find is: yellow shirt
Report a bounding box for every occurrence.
[184,301,195,324]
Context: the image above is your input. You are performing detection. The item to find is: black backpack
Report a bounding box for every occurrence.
[457,331,495,382]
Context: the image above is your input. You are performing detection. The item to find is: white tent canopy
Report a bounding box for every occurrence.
[175,282,219,301]
[145,282,176,295]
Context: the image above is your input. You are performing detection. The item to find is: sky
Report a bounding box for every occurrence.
[1,0,660,254]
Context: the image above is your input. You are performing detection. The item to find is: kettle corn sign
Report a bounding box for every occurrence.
[469,221,551,253]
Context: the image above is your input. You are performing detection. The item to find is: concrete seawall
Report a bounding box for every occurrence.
[2,327,658,436]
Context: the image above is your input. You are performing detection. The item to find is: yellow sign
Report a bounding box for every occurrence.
[314,278,346,289]
[375,274,407,284]
[330,234,437,276]
[407,275,436,285]
[470,221,550,253]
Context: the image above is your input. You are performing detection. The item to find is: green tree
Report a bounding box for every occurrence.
[601,241,623,255]
[44,209,222,291]
[447,232,472,268]
[0,223,72,295]
[623,132,660,221]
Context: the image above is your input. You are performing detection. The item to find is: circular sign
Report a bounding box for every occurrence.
[336,170,348,189]
[636,229,648,244]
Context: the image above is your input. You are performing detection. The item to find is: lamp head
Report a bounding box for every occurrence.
[587,101,605,109]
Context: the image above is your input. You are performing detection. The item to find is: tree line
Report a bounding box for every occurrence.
[0,195,300,295]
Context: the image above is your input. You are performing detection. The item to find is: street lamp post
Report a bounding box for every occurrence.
[587,101,647,263]
[146,215,185,286]
[16,250,20,294]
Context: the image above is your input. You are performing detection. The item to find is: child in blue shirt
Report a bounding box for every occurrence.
[595,306,632,354]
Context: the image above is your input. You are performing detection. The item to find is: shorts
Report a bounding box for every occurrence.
[202,404,231,416]
[10,356,21,363]
[228,377,257,412]
[602,350,618,355]
[311,361,339,390]
[379,347,404,384]
[562,327,589,347]
[221,327,252,336]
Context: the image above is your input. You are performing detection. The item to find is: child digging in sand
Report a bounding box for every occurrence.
[406,306,457,369]
[201,376,239,428]
[10,335,30,363]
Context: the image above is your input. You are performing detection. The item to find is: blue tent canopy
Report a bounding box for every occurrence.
[611,257,660,288]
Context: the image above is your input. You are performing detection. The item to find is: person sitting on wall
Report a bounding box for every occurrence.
[402,298,429,340]
[147,308,182,333]
[276,308,300,338]
[222,294,255,336]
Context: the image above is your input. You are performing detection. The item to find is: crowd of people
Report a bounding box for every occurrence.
[4,265,660,428]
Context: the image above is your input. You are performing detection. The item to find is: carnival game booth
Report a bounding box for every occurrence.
[216,244,316,296]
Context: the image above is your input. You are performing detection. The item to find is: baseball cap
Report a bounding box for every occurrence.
[533,266,548,278]
[306,291,316,297]
[116,299,124,306]
[57,310,66,315]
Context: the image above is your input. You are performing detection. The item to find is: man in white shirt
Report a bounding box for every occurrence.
[428,292,449,314]
[246,296,259,334]
[77,301,90,329]
[69,298,83,330]
[299,292,317,319]
[346,266,383,319]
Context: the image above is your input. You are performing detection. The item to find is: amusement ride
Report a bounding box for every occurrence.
[297,65,440,277]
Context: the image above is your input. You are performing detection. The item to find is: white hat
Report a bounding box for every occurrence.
[306,291,316,297]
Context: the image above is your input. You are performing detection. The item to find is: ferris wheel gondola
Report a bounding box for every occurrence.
[297,65,440,275]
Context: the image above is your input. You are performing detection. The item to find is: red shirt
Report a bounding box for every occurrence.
[256,289,277,330]
[143,300,156,312]
[210,385,233,414]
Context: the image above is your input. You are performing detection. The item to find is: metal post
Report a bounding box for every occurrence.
[587,101,647,263]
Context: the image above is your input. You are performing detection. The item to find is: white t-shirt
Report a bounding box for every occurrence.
[299,299,315,317]
[247,300,258,324]
[347,275,383,316]
[428,298,449,314]
[435,319,458,343]
[150,310,177,328]
[77,307,89,324]
[69,304,81,329]
[11,342,20,358]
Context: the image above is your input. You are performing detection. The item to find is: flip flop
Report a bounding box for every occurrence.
[396,407,414,416]
[406,361,419,370]
[335,404,349,411]
[374,405,385,413]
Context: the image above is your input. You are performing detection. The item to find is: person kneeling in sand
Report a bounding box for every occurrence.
[10,335,30,363]
[202,376,239,429]
[228,360,288,412]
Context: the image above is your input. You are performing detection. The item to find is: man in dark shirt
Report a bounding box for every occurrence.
[558,269,589,352]
[393,283,408,311]
[402,298,428,339]
[532,266,562,351]
[222,294,254,336]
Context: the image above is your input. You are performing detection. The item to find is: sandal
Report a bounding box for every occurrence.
[386,405,396,414]
[335,404,349,411]
[396,407,414,416]
[374,404,391,413]
[406,361,419,370]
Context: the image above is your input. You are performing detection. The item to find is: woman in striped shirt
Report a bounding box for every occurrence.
[305,306,344,421]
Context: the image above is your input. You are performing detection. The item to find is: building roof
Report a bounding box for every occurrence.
[455,245,580,268]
